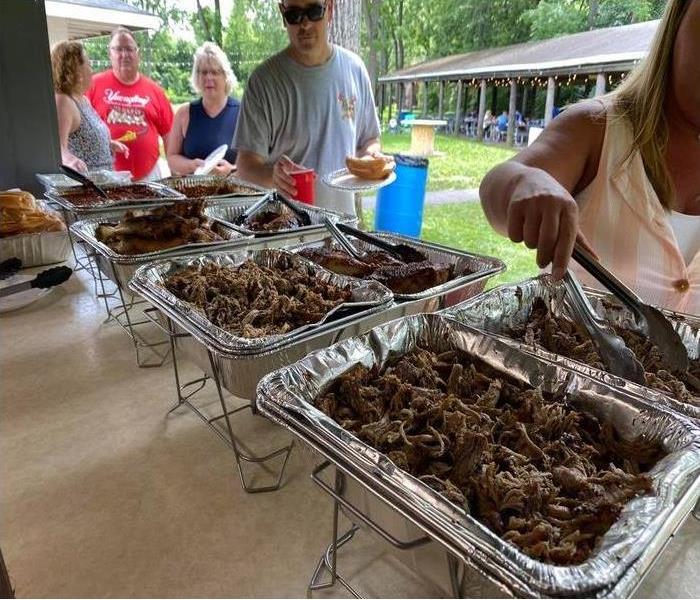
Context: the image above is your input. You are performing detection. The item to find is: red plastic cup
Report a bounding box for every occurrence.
[290,168,315,205]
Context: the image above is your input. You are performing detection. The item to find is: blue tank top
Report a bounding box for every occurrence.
[182,97,240,164]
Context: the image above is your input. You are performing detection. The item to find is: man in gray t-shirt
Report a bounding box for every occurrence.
[234,0,382,215]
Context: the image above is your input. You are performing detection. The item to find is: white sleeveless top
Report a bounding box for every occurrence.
[670,211,700,266]
[574,103,699,315]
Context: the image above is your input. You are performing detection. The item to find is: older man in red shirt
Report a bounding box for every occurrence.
[87,27,173,181]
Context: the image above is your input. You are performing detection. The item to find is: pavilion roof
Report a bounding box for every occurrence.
[379,19,658,83]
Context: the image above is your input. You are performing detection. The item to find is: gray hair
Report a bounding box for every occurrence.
[190,42,238,95]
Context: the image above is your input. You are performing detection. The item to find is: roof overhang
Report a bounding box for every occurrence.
[45,0,161,39]
[379,51,646,83]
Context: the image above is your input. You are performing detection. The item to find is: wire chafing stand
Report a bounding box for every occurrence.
[132,248,394,492]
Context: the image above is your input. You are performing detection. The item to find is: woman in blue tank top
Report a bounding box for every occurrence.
[166,42,240,176]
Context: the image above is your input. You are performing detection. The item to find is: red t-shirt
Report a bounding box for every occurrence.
[87,71,173,180]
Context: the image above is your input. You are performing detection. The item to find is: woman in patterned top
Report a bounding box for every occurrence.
[51,41,129,173]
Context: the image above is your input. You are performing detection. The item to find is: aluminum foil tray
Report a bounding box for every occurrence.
[130,248,393,356]
[159,174,271,201]
[256,313,700,598]
[36,169,132,190]
[70,217,252,292]
[443,275,700,422]
[45,181,185,214]
[0,230,71,267]
[289,232,505,301]
[205,197,357,238]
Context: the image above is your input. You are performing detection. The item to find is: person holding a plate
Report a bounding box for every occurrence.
[166,42,240,177]
[234,0,384,215]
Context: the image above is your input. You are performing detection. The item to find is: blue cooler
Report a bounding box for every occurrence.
[374,154,429,237]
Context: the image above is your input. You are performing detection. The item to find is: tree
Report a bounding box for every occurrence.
[194,0,223,47]
[330,0,362,54]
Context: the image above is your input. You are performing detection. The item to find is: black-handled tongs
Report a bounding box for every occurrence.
[572,244,689,374]
[60,164,109,199]
[563,270,646,384]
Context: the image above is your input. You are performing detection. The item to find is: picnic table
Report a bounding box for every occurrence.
[401,118,447,156]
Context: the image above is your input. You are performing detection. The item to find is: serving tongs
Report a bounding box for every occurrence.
[563,270,646,384]
[276,193,312,226]
[323,217,367,261]
[233,193,274,225]
[0,265,73,298]
[0,257,22,280]
[59,164,109,199]
[572,244,690,374]
[336,223,427,263]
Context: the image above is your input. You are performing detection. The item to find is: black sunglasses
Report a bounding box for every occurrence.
[281,3,326,25]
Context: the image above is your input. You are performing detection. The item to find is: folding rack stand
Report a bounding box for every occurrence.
[143,308,294,493]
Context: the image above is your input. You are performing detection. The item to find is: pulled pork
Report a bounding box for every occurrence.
[165,256,351,337]
[510,298,700,407]
[313,346,663,566]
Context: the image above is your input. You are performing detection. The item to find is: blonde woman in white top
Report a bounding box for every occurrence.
[480,0,699,314]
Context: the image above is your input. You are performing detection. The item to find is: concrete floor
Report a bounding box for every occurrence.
[1,265,699,598]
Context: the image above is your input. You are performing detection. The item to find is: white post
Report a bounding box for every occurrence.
[422,81,428,116]
[438,80,446,120]
[477,80,487,139]
[455,80,464,135]
[544,76,556,126]
[595,72,606,96]
[507,79,517,146]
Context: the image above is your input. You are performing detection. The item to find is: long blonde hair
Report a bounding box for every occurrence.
[612,0,691,209]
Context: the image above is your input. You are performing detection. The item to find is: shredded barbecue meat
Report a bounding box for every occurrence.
[313,346,663,565]
[59,184,163,206]
[95,201,224,255]
[164,255,352,337]
[509,298,700,407]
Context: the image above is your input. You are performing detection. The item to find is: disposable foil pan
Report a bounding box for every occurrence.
[36,169,132,191]
[289,232,505,301]
[205,197,357,238]
[150,305,402,400]
[45,181,185,214]
[443,275,700,422]
[256,313,700,598]
[70,217,252,292]
[0,230,71,267]
[129,247,394,356]
[158,174,271,200]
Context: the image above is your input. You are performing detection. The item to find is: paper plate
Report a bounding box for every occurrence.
[322,168,397,192]
[0,274,52,314]
[194,144,228,176]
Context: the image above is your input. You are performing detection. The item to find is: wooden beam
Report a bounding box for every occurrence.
[507,79,517,146]
[422,80,428,116]
[454,80,464,136]
[595,72,606,96]
[387,83,394,123]
[545,76,556,126]
[477,80,487,140]
[438,80,445,120]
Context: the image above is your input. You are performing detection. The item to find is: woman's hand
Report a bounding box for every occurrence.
[210,159,236,177]
[110,140,129,158]
[272,154,303,197]
[505,168,581,280]
[64,154,88,174]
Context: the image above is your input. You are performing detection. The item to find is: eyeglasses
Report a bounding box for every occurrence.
[197,68,224,77]
[281,3,326,25]
[110,46,138,55]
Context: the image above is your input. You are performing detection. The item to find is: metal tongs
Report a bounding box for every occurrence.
[336,223,427,263]
[0,265,73,298]
[563,270,646,384]
[572,244,690,374]
[233,193,273,225]
[60,164,109,199]
[323,217,366,261]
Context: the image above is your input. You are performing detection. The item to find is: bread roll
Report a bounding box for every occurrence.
[346,155,395,180]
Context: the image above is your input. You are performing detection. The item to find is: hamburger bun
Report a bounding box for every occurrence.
[346,154,395,180]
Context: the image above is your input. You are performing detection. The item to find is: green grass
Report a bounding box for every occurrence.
[363,201,538,289]
[380,132,517,192]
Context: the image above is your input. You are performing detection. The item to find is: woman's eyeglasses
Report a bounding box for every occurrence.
[282,3,326,25]
[197,68,224,77]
